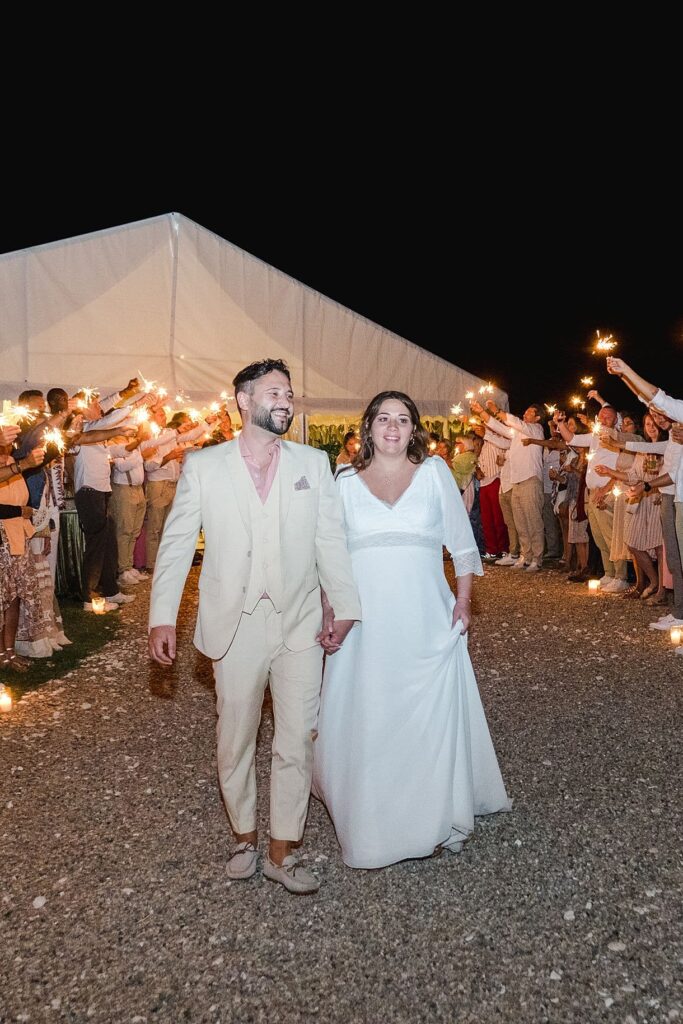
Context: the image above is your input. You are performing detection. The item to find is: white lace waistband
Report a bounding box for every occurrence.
[348,531,441,553]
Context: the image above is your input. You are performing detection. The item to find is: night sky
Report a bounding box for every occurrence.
[1,180,680,418]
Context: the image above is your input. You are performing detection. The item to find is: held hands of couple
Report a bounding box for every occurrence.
[316,618,355,655]
[149,625,176,666]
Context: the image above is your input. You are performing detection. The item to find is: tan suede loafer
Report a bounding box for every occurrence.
[263,854,320,894]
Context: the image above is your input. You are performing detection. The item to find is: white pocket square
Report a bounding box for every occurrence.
[294,476,310,491]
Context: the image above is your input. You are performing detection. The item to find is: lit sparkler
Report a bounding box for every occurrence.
[580,376,594,387]
[570,396,584,408]
[137,371,157,393]
[450,404,463,416]
[465,391,475,401]
[187,408,203,423]
[42,428,66,454]
[612,485,622,498]
[545,404,557,415]
[593,331,616,353]
[209,402,220,413]
[149,422,162,438]
[591,421,601,435]
[0,403,37,426]
[133,407,150,425]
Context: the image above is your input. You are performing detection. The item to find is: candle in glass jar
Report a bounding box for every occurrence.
[91,597,107,614]
[671,627,682,645]
[588,579,600,592]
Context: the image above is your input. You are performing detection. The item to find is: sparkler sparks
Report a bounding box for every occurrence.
[545,404,557,415]
[0,403,37,426]
[580,377,594,387]
[450,404,463,416]
[42,428,66,454]
[594,331,616,353]
[570,396,584,409]
[465,391,475,401]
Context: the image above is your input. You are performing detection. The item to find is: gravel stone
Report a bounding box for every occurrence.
[1,564,681,1023]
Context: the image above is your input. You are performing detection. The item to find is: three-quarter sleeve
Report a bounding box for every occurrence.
[432,457,484,577]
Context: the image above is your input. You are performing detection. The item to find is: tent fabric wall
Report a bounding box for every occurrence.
[0,213,507,414]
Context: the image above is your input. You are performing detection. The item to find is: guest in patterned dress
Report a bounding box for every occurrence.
[594,413,667,604]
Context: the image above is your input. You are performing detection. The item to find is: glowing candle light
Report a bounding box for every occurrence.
[670,627,682,645]
[0,685,12,712]
[588,579,600,592]
[91,597,107,614]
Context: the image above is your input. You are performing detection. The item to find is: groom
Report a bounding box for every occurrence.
[148,359,360,893]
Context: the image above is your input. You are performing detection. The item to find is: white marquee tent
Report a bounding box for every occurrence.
[0,213,507,419]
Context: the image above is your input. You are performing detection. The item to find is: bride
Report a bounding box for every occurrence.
[312,391,510,869]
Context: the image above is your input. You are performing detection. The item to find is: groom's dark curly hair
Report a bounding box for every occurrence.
[232,359,291,397]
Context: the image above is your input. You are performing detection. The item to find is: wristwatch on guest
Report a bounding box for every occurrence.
[642,481,652,493]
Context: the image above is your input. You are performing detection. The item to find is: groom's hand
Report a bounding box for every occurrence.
[322,618,356,656]
[149,625,176,666]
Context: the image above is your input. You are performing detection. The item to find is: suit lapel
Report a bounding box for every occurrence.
[223,440,251,535]
[279,442,295,522]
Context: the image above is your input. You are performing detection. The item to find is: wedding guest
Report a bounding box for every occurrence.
[0,441,43,672]
[110,425,156,587]
[604,356,683,630]
[475,424,510,560]
[336,431,360,466]
[594,411,667,604]
[557,404,634,593]
[72,390,140,612]
[475,399,545,572]
[141,409,212,573]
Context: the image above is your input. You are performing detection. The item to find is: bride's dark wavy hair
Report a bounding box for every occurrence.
[352,391,429,471]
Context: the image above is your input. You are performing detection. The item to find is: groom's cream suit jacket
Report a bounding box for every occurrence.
[148,438,361,661]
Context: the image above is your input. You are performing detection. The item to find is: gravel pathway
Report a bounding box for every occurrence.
[1,565,681,1024]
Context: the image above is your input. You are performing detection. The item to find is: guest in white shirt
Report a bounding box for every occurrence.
[474,399,545,572]
[606,358,683,633]
[557,403,633,593]
[72,390,142,611]
[142,409,212,572]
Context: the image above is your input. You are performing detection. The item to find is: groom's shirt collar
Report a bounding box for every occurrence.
[239,434,281,504]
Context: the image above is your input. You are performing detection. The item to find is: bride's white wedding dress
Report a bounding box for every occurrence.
[312,455,510,869]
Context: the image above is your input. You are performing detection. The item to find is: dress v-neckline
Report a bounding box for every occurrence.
[356,461,425,509]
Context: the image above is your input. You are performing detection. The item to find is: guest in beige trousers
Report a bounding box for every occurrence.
[149,359,361,894]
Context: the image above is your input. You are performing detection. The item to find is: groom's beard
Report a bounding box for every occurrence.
[251,403,294,436]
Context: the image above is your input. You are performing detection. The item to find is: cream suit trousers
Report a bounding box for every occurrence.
[213,598,324,840]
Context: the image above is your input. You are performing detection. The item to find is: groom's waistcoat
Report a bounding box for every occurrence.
[242,466,284,613]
